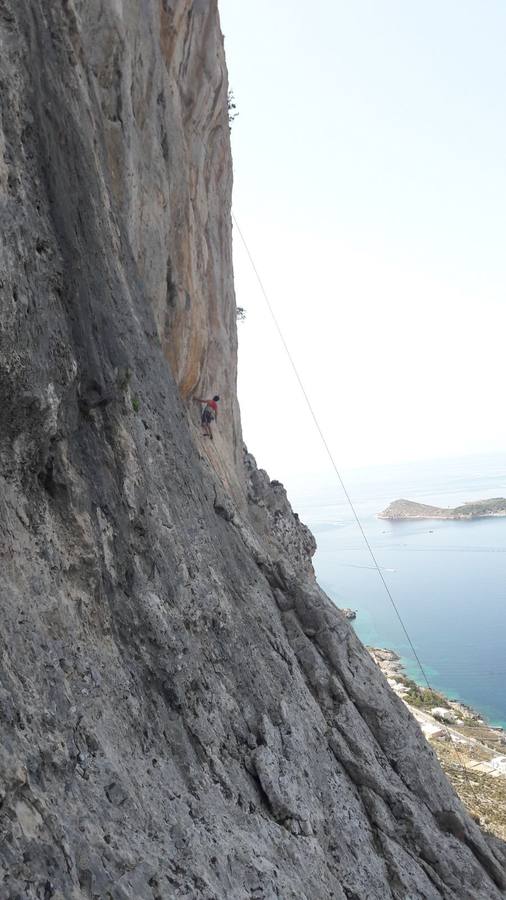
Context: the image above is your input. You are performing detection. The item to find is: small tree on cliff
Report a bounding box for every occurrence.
[227,90,238,127]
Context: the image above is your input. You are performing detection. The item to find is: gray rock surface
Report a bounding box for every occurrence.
[0,2,505,898]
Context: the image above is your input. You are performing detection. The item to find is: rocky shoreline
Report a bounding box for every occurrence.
[368,646,506,839]
[367,647,506,750]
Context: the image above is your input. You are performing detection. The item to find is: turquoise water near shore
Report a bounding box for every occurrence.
[295,452,506,728]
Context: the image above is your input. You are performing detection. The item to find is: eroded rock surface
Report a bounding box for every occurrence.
[0,2,505,898]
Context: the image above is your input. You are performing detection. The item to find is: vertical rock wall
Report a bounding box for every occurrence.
[74,0,241,474]
[0,2,504,898]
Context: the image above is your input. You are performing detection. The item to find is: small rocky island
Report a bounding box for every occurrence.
[339,607,357,620]
[379,497,506,520]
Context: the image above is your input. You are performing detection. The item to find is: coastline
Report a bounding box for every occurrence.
[368,645,506,839]
[351,611,506,732]
[368,646,506,743]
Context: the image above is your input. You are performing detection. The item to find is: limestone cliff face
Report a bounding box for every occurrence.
[75,0,242,478]
[0,3,505,899]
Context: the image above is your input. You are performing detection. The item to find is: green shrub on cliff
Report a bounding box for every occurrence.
[405,686,450,710]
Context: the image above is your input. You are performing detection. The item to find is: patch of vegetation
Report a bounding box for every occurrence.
[236,306,246,322]
[395,674,419,691]
[227,90,238,127]
[132,395,140,413]
[116,366,131,392]
[404,685,449,710]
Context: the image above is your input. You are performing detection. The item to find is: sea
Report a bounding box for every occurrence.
[294,452,506,728]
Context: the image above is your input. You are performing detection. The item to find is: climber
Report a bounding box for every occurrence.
[194,395,220,440]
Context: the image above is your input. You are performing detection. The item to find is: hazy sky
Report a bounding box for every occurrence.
[219,0,506,483]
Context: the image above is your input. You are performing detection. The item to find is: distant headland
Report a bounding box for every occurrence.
[378,497,506,520]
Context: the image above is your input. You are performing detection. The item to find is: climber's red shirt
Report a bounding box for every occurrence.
[206,399,218,413]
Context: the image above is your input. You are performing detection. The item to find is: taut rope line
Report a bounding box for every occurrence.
[232,211,480,804]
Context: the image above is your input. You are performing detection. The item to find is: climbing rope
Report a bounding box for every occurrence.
[191,118,481,803]
[232,212,481,805]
